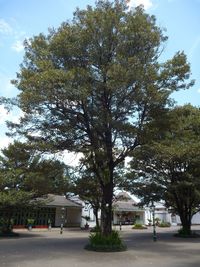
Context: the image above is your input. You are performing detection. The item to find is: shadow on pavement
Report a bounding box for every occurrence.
[0,227,200,267]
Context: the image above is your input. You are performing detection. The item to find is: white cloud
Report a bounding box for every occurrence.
[0,18,26,52]
[0,136,12,149]
[197,88,200,94]
[62,151,82,167]
[127,0,153,10]
[11,40,24,52]
[55,151,82,167]
[0,19,12,34]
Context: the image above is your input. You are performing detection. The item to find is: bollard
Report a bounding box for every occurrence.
[60,223,63,234]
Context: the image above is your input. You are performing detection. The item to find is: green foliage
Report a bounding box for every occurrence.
[0,141,70,197]
[0,141,71,233]
[177,227,191,237]
[72,164,102,229]
[158,222,171,227]
[90,225,101,233]
[7,0,193,237]
[86,230,126,252]
[125,105,200,235]
[0,190,33,208]
[27,218,35,225]
[155,217,161,225]
[132,223,147,229]
[0,218,14,234]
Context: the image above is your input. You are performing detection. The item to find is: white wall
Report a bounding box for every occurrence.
[175,212,200,225]
[144,207,172,225]
[81,203,97,228]
[192,212,200,224]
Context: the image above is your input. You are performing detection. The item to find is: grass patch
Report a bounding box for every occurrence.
[158,222,171,228]
[85,230,127,252]
[132,223,147,229]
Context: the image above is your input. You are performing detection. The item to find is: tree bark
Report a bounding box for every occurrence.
[101,182,113,236]
[179,211,192,235]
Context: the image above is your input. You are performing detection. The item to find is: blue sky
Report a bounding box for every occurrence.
[0,0,200,151]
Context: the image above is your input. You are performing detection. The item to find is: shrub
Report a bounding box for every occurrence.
[90,226,101,232]
[158,222,171,227]
[132,223,147,229]
[0,218,14,234]
[155,217,161,226]
[27,218,34,225]
[85,230,127,252]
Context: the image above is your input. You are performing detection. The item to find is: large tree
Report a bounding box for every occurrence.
[8,1,193,235]
[125,105,200,235]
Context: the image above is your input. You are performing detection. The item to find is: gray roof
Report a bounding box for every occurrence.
[113,192,142,212]
[41,194,82,208]
[113,201,144,212]
[115,192,132,201]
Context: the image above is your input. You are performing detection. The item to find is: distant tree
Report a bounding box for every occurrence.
[73,170,102,229]
[8,1,193,236]
[125,105,200,235]
[0,141,70,233]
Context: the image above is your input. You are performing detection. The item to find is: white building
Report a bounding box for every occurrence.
[11,192,200,229]
[80,192,200,227]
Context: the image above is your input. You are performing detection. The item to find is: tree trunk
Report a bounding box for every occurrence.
[101,182,113,236]
[179,211,192,235]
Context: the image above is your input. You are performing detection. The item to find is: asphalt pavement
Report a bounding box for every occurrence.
[0,226,200,267]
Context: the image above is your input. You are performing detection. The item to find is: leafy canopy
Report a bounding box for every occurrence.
[0,141,70,209]
[9,1,192,159]
[7,0,194,235]
[125,105,200,233]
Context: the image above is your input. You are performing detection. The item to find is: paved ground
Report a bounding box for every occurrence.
[0,226,200,267]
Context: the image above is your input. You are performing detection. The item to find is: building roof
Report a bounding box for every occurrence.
[41,194,82,208]
[113,192,144,212]
[115,191,132,201]
[113,201,144,212]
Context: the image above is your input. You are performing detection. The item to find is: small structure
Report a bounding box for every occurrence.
[113,192,145,225]
[44,194,82,227]
[11,194,82,228]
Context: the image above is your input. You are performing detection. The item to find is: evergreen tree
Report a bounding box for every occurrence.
[0,141,70,233]
[125,105,200,235]
[8,1,193,236]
